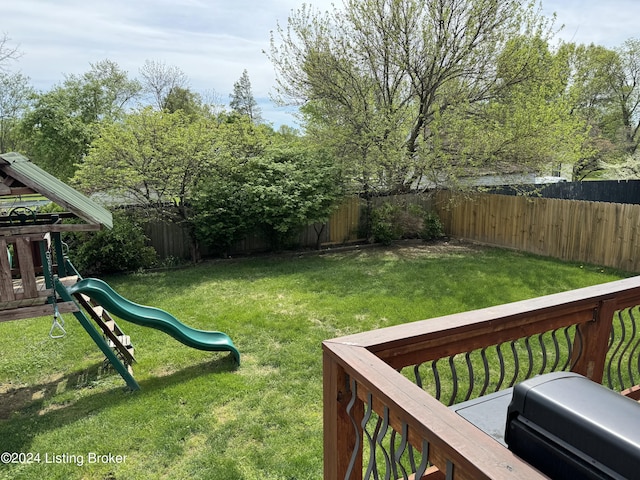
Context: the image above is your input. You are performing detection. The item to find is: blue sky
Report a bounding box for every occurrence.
[2,0,639,128]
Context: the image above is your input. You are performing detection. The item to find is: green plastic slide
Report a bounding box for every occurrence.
[67,278,240,364]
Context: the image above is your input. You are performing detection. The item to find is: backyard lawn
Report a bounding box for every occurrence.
[0,241,632,480]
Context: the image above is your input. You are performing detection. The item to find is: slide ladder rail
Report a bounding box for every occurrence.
[54,278,140,390]
[66,278,240,365]
[74,292,136,366]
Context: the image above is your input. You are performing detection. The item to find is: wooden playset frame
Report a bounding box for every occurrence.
[0,152,109,322]
[0,152,239,391]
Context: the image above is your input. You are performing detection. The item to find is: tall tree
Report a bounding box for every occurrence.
[0,72,33,153]
[560,43,620,179]
[162,86,203,116]
[0,33,28,152]
[435,34,587,186]
[229,69,263,123]
[73,107,219,261]
[19,60,140,179]
[609,39,640,155]
[139,60,189,110]
[269,0,561,193]
[561,40,640,179]
[73,59,142,122]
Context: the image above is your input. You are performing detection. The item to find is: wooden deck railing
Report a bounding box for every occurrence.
[323,276,640,479]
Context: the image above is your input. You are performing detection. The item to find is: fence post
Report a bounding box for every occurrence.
[323,350,363,480]
[571,298,617,382]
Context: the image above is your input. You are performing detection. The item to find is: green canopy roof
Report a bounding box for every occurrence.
[0,152,112,229]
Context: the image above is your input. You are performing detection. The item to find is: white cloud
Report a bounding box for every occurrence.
[2,0,338,126]
[541,0,640,47]
[2,0,639,127]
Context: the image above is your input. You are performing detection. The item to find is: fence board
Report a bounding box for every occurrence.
[143,221,190,259]
[328,196,362,244]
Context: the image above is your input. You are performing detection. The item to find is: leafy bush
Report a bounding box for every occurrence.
[192,176,253,257]
[421,211,445,240]
[370,201,444,244]
[245,147,343,250]
[370,202,403,245]
[66,209,157,275]
[192,145,343,254]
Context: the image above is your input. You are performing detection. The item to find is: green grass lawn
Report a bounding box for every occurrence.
[0,242,632,480]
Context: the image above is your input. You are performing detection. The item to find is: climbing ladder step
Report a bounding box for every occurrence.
[108,335,131,348]
[105,316,125,337]
[72,291,136,365]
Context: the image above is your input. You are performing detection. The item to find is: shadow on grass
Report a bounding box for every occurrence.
[0,353,238,452]
[102,241,436,302]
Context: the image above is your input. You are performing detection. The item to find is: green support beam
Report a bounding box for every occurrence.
[54,278,140,391]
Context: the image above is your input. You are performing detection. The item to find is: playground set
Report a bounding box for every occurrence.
[0,152,239,390]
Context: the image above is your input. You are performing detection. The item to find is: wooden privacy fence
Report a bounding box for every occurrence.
[143,191,640,273]
[435,190,640,273]
[144,196,365,259]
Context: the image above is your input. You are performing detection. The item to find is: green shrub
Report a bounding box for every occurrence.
[370,201,444,244]
[192,177,252,257]
[66,209,157,275]
[193,145,343,254]
[421,211,445,240]
[370,202,403,245]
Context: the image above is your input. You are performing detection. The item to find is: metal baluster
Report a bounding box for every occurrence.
[407,443,417,479]
[432,360,442,401]
[628,308,640,386]
[508,340,520,387]
[370,416,383,479]
[561,326,575,371]
[494,343,506,392]
[616,309,632,390]
[413,364,423,389]
[524,336,534,380]
[463,351,474,401]
[550,328,561,372]
[479,347,490,397]
[362,393,377,480]
[345,377,361,480]
[448,355,458,406]
[414,439,430,479]
[393,423,409,480]
[537,332,548,375]
[445,460,454,480]
[376,406,392,480]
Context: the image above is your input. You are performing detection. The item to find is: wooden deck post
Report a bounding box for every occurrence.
[571,298,617,382]
[324,349,363,480]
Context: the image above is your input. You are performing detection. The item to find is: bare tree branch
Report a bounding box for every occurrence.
[139,60,189,110]
[0,33,21,71]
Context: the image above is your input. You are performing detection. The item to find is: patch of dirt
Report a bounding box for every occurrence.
[0,373,65,420]
[376,239,486,259]
[0,367,115,420]
[194,238,486,266]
